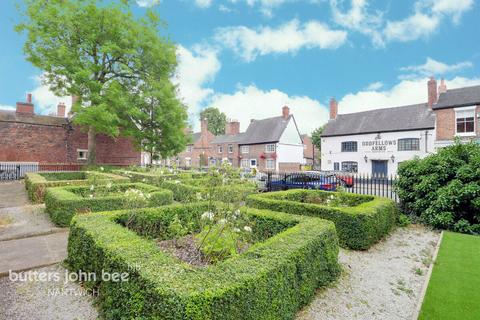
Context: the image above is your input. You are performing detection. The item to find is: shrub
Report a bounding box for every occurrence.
[45,182,173,227]
[246,189,398,250]
[113,169,205,185]
[67,203,340,319]
[25,171,129,203]
[396,141,480,234]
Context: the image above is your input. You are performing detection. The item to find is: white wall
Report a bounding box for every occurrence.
[321,129,436,175]
[276,117,305,170]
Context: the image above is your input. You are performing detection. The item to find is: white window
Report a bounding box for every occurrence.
[217,145,223,153]
[228,144,234,153]
[265,144,275,153]
[241,159,249,168]
[455,106,476,136]
[77,149,88,160]
[185,158,191,167]
[241,145,249,153]
[186,145,192,152]
[266,159,275,170]
[250,159,257,167]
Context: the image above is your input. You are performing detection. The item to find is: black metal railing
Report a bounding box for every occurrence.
[264,171,398,202]
[0,163,85,181]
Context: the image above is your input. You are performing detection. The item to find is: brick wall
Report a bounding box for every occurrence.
[240,143,277,172]
[0,116,140,165]
[278,162,301,172]
[212,142,240,166]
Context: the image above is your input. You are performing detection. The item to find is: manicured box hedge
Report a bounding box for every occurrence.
[67,203,340,320]
[25,171,129,203]
[247,189,398,250]
[159,179,258,202]
[45,182,173,227]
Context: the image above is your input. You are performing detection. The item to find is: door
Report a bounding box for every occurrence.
[371,160,388,177]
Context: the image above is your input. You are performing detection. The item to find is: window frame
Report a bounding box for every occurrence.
[240,145,249,154]
[228,144,234,153]
[77,149,88,160]
[217,145,223,153]
[455,106,476,136]
[341,141,358,152]
[186,145,192,153]
[250,159,257,167]
[341,161,358,173]
[266,159,275,170]
[333,162,340,171]
[265,144,276,153]
[398,138,420,151]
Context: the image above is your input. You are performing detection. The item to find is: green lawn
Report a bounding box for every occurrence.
[419,231,480,320]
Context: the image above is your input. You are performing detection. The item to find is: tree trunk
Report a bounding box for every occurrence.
[87,126,96,165]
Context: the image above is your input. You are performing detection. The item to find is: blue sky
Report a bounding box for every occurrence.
[1,0,479,133]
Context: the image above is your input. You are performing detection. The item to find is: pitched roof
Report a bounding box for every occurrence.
[433,85,480,109]
[212,132,245,144]
[0,110,67,126]
[322,103,435,137]
[188,132,201,145]
[240,116,291,144]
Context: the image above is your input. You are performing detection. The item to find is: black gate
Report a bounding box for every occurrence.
[0,164,20,181]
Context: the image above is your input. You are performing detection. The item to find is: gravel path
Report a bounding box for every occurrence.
[297,224,440,320]
[0,264,98,320]
[0,181,29,209]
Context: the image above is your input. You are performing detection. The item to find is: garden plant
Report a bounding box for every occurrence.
[247,189,398,249]
[45,182,173,226]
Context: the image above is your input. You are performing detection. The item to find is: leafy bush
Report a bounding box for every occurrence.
[67,203,340,319]
[247,189,398,250]
[45,182,173,226]
[396,141,480,234]
[25,171,129,203]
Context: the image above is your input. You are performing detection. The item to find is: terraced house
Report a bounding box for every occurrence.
[176,106,306,171]
[321,78,480,176]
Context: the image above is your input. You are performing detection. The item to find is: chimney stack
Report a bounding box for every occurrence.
[225,120,240,135]
[16,93,34,115]
[427,77,438,108]
[329,97,338,120]
[282,106,290,119]
[438,78,447,95]
[57,102,66,118]
[200,118,208,133]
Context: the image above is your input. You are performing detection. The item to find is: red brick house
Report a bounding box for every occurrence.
[0,94,141,165]
[176,106,305,172]
[301,134,320,167]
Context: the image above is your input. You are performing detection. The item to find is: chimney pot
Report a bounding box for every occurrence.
[427,77,438,108]
[26,93,32,104]
[438,78,447,95]
[16,93,34,115]
[200,118,208,134]
[225,120,240,135]
[282,105,290,119]
[57,102,66,118]
[329,97,338,120]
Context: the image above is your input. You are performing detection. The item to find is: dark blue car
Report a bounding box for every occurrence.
[268,173,338,191]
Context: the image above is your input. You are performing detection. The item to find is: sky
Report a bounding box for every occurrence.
[0,0,479,134]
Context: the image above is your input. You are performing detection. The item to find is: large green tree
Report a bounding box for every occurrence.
[199,107,227,135]
[311,124,325,151]
[16,0,187,164]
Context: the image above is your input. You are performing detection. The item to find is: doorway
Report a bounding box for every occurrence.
[371,160,388,177]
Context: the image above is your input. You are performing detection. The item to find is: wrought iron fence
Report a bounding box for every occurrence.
[0,163,84,181]
[263,171,398,202]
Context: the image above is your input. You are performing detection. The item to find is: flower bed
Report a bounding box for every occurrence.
[45,182,173,226]
[25,171,129,203]
[246,189,398,250]
[159,178,258,202]
[67,202,340,319]
[113,169,205,185]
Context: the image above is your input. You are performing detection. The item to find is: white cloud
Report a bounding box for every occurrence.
[173,45,221,119]
[384,12,440,42]
[215,19,347,62]
[30,76,72,115]
[365,81,383,90]
[207,85,329,134]
[136,0,161,7]
[400,57,473,76]
[0,105,15,111]
[195,0,213,8]
[431,0,474,23]
[330,0,384,46]
[229,0,293,17]
[337,76,480,114]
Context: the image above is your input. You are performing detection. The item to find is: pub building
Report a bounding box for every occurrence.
[321,78,480,176]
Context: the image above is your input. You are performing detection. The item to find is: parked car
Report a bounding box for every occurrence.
[267,172,339,191]
[319,170,355,187]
